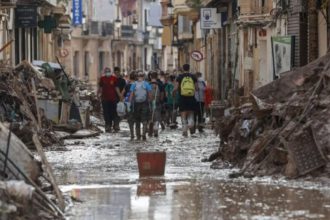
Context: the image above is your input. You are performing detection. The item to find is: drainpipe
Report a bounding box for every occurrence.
[220,28,225,104]
[141,0,145,71]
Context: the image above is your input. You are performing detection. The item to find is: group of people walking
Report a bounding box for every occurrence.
[98,64,209,140]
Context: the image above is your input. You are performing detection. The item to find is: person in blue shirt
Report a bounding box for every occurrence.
[124,71,136,140]
[129,71,152,141]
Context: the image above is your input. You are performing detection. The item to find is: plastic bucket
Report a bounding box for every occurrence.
[137,151,166,177]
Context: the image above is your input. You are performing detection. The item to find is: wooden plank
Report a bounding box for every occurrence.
[32,134,65,211]
[59,102,70,124]
[31,78,41,130]
[0,122,41,181]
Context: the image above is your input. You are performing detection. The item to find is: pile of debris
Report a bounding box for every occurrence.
[0,122,65,219]
[211,53,330,178]
[0,60,99,148]
[0,62,61,148]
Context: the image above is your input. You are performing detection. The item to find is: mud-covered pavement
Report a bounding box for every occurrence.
[46,122,330,220]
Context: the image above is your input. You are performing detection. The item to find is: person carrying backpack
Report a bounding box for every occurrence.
[129,71,152,141]
[173,64,198,137]
[149,71,164,137]
[124,71,137,140]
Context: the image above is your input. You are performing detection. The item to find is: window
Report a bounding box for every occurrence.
[84,51,90,79]
[178,16,192,34]
[99,52,105,74]
[73,51,79,78]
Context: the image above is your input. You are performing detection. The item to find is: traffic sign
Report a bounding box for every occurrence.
[191,50,204,62]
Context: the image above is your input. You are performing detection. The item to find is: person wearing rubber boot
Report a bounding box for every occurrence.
[124,71,137,140]
[98,67,120,133]
[173,64,197,137]
[165,74,178,128]
[193,72,206,133]
[149,71,164,138]
[129,71,152,141]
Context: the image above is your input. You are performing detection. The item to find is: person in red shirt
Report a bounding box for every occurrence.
[98,67,121,132]
[204,83,213,117]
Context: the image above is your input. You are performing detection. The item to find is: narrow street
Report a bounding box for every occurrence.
[2,1,330,219]
[46,121,330,220]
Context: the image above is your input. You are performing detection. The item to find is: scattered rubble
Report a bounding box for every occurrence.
[0,60,100,149]
[211,53,330,179]
[0,122,65,219]
[0,59,100,219]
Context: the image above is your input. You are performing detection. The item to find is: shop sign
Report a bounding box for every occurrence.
[15,5,37,28]
[72,0,82,26]
[200,8,221,29]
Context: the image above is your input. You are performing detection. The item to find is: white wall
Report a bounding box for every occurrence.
[92,0,116,21]
[318,11,328,57]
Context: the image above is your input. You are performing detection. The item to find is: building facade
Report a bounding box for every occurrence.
[161,0,330,104]
[0,0,69,66]
[61,0,163,90]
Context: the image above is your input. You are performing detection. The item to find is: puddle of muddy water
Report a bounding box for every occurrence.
[46,124,330,220]
[63,180,330,220]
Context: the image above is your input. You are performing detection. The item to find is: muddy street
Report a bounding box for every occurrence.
[44,122,330,220]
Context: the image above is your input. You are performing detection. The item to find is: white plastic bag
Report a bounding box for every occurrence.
[117,101,126,117]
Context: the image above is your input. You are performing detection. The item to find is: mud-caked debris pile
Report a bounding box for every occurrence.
[0,62,62,148]
[212,53,330,178]
[0,60,99,148]
[0,121,65,219]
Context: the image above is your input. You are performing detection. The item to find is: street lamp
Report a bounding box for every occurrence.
[132,18,138,30]
[167,1,174,16]
[158,27,163,34]
[151,27,156,34]
[115,17,121,29]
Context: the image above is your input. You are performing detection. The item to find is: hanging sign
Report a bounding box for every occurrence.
[200,8,221,29]
[15,5,37,28]
[72,0,82,26]
[191,50,204,62]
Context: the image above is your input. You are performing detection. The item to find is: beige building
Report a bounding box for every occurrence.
[162,0,330,103]
[0,0,68,66]
[62,0,163,90]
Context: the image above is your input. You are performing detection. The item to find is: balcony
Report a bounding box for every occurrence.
[160,0,175,26]
[238,0,273,16]
[121,25,135,39]
[173,0,199,21]
[82,21,114,37]
[177,15,193,40]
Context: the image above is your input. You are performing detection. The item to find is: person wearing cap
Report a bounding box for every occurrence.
[173,64,198,137]
[98,67,122,132]
[129,71,152,140]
